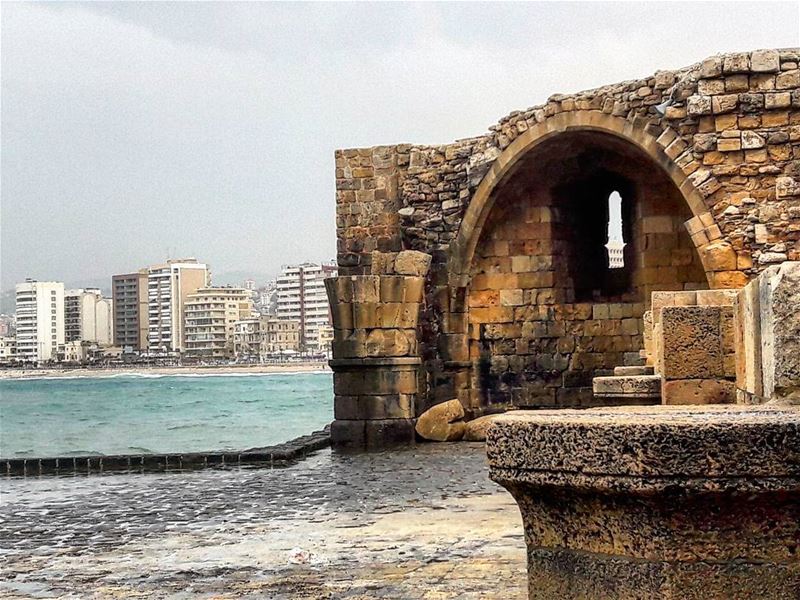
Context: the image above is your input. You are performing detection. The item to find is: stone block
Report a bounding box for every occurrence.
[415,399,466,441]
[330,419,366,448]
[751,49,780,73]
[394,250,432,277]
[463,414,505,442]
[695,289,737,306]
[351,276,381,303]
[660,306,725,380]
[330,302,354,331]
[379,276,424,303]
[365,419,416,448]
[364,329,413,357]
[661,378,735,404]
[642,310,654,365]
[759,262,800,401]
[592,374,661,399]
[650,290,697,324]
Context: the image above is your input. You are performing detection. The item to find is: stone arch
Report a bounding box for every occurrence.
[449,111,734,290]
[443,110,741,411]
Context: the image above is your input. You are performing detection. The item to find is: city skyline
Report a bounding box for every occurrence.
[3,3,798,290]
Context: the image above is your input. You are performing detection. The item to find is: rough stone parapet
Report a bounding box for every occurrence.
[487,404,800,598]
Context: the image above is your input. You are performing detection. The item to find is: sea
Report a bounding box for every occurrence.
[0,371,334,458]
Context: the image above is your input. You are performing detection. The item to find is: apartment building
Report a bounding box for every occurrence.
[64,288,113,346]
[184,287,253,359]
[147,259,209,353]
[275,262,337,351]
[233,316,300,360]
[112,270,149,350]
[15,280,65,363]
[0,336,17,364]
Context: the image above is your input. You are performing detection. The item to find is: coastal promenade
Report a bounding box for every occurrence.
[0,443,526,599]
[0,361,330,380]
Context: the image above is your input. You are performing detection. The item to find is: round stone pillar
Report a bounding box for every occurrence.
[487,405,800,599]
[324,274,425,449]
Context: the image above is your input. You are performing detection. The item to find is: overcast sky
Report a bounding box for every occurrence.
[2,2,798,290]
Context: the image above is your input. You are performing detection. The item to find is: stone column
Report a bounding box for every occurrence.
[325,274,425,448]
[488,405,800,599]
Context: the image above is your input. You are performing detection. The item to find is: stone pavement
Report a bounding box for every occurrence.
[0,443,526,599]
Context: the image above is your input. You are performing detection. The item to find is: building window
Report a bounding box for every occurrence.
[605,191,626,269]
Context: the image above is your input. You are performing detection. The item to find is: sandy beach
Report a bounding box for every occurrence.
[0,362,330,380]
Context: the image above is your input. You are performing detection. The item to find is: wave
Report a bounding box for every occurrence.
[127,446,154,453]
[0,370,330,382]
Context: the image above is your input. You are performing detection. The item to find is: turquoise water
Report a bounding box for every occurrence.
[0,372,334,458]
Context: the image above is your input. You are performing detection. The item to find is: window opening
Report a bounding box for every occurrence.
[605,191,625,269]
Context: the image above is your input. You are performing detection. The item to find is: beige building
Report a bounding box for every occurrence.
[59,340,94,364]
[112,270,148,350]
[147,259,209,353]
[15,280,65,363]
[0,336,17,364]
[184,287,253,359]
[64,288,113,346]
[233,316,300,360]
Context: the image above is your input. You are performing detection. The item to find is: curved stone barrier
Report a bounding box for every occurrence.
[3,426,331,477]
[487,405,800,599]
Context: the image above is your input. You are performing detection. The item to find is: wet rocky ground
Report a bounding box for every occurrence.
[0,443,526,599]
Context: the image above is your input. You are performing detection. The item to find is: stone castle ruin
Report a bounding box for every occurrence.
[325,49,800,448]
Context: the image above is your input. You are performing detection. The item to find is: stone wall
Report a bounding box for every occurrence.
[333,48,800,421]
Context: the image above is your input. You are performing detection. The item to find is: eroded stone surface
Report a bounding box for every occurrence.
[487,405,800,599]
[0,444,526,599]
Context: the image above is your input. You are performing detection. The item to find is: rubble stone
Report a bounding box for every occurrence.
[415,399,466,442]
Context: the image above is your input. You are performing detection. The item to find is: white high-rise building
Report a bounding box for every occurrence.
[64,289,114,346]
[15,281,65,363]
[147,259,209,353]
[276,262,337,351]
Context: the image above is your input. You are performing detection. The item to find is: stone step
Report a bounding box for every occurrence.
[592,374,661,400]
[614,365,655,376]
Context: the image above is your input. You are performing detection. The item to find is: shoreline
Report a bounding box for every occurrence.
[0,362,330,381]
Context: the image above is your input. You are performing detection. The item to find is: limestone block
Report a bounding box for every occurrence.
[660,306,725,380]
[364,329,412,357]
[699,240,737,272]
[463,414,504,442]
[760,262,800,401]
[415,399,466,441]
[735,279,763,400]
[642,310,654,365]
[650,290,697,325]
[750,49,780,73]
[592,375,661,399]
[695,289,737,306]
[394,250,432,277]
[662,379,735,404]
[379,276,424,303]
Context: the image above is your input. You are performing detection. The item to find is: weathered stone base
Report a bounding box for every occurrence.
[510,486,800,599]
[525,547,799,600]
[488,405,800,600]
